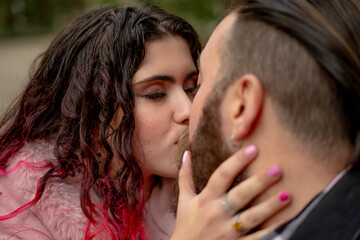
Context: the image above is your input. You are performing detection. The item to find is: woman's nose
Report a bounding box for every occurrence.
[173,91,191,125]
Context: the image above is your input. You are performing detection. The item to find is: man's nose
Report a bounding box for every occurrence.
[173,91,191,125]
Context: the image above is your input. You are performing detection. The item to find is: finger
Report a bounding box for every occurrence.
[227,165,282,210]
[234,191,291,235]
[204,144,258,198]
[178,151,196,203]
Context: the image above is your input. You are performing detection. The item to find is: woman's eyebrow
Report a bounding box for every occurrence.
[133,75,174,85]
[134,71,198,85]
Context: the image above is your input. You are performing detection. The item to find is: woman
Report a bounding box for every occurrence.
[0,4,290,239]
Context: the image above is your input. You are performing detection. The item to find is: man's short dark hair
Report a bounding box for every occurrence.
[217,0,360,164]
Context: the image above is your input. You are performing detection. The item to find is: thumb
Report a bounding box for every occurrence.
[178,151,196,203]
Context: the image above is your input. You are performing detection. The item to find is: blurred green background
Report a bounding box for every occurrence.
[0,0,230,114]
[0,0,231,42]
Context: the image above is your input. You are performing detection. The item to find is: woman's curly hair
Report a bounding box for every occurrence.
[0,4,200,239]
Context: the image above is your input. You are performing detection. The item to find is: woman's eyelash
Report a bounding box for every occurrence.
[143,93,166,100]
[185,77,199,95]
[185,86,199,95]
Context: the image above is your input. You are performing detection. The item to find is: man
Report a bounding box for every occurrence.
[188,0,360,239]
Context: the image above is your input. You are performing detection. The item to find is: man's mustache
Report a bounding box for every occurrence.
[175,128,190,169]
[170,128,190,216]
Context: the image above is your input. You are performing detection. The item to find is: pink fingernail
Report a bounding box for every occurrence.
[182,151,189,164]
[268,165,280,177]
[279,191,290,202]
[244,145,257,157]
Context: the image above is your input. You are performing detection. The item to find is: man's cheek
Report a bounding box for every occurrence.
[189,109,199,138]
[190,95,206,135]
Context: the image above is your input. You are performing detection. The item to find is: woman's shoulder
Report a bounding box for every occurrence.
[8,139,57,167]
[3,139,58,194]
[0,139,89,239]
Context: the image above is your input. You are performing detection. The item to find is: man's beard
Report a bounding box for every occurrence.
[190,92,234,194]
[175,128,190,170]
[171,90,245,214]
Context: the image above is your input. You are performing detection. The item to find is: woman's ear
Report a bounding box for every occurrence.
[226,73,264,142]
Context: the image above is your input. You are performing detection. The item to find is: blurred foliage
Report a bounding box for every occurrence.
[142,0,229,43]
[0,0,231,43]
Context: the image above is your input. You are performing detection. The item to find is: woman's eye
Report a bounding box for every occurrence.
[185,86,199,95]
[143,92,166,100]
[185,76,199,95]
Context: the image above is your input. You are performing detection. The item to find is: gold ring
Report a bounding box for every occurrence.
[222,194,237,215]
[233,212,248,234]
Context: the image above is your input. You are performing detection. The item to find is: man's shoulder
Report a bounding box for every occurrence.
[290,166,360,240]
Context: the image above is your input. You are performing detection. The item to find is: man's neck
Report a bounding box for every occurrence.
[245,132,349,227]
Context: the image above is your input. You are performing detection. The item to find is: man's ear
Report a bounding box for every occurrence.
[227,73,264,142]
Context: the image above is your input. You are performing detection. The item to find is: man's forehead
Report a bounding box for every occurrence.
[209,13,236,48]
[200,13,237,66]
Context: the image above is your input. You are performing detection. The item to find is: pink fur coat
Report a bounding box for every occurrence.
[0,140,176,239]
